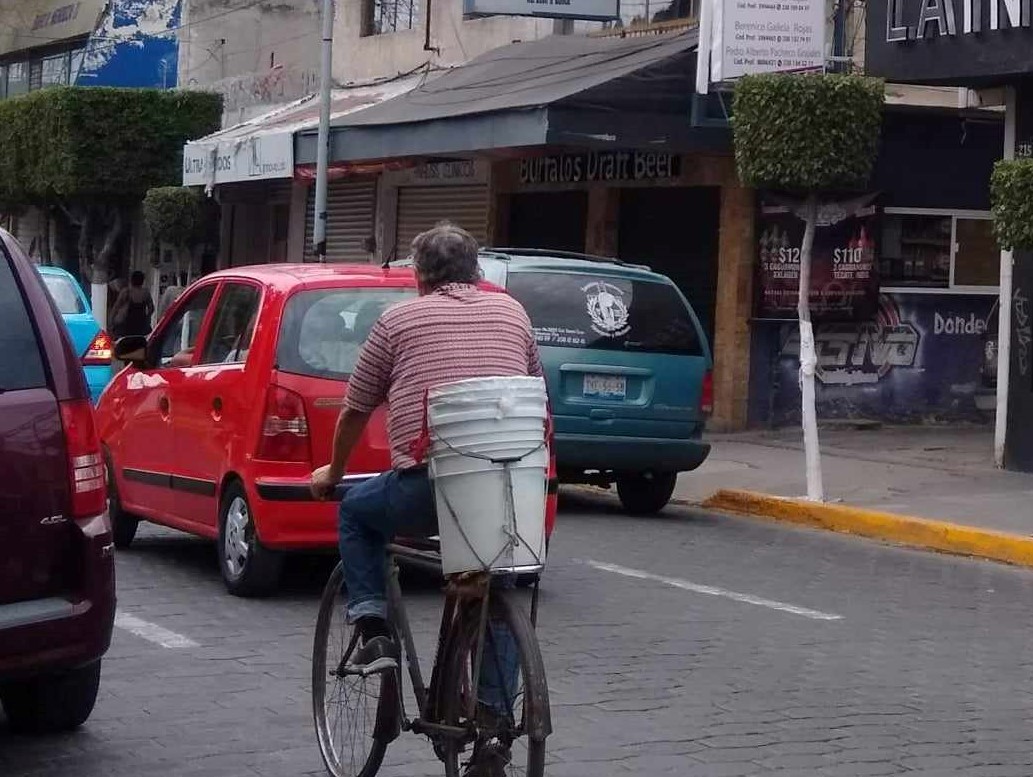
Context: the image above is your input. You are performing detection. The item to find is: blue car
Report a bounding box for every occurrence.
[37,266,113,405]
[478,249,713,515]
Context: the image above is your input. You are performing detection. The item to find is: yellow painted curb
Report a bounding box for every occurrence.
[702,489,1033,568]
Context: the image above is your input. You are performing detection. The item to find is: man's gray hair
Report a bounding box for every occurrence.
[411,222,481,289]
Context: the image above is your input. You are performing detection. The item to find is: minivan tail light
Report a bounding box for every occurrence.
[257,385,312,462]
[701,370,714,416]
[82,330,113,365]
[59,400,107,519]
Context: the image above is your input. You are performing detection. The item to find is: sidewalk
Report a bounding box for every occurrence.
[678,425,1033,564]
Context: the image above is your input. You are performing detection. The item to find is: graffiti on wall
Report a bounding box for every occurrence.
[195,66,322,113]
[774,292,997,422]
[1015,287,1031,378]
[77,0,181,88]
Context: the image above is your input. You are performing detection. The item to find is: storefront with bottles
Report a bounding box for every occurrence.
[748,109,1005,426]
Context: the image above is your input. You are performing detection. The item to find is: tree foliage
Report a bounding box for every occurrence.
[991,158,1033,251]
[143,186,217,251]
[732,73,885,192]
[0,87,222,206]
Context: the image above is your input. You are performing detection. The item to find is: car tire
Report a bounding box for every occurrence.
[218,481,283,598]
[616,472,677,516]
[0,660,101,734]
[105,452,139,550]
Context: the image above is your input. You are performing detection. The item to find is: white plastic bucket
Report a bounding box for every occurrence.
[427,376,548,575]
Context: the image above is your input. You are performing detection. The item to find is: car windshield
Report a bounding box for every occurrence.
[506,271,704,357]
[277,288,415,379]
[40,273,87,315]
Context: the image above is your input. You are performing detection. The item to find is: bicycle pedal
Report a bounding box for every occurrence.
[340,656,399,677]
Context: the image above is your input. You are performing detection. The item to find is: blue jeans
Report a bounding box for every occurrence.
[338,468,519,714]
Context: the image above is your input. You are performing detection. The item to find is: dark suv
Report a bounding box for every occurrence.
[0,231,114,733]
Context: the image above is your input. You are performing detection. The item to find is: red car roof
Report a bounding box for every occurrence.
[196,263,505,293]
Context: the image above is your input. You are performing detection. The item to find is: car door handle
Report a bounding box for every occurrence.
[211,396,223,421]
[159,395,170,418]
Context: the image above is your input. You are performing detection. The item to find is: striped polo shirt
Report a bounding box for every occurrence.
[345,282,543,470]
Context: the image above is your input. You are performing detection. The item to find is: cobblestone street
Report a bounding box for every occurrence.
[6,491,1033,776]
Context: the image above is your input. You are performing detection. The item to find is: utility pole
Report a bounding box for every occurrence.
[313,0,335,263]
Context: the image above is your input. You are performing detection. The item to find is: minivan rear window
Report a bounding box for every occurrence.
[507,272,704,357]
[40,273,87,315]
[0,254,47,390]
[277,288,415,380]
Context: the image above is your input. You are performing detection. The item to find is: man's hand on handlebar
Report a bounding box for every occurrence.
[310,465,338,501]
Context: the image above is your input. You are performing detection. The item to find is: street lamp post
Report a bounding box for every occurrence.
[312,0,335,263]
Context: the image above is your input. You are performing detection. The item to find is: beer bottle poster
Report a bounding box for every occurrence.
[756,195,881,322]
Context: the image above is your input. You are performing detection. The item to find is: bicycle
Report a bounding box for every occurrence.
[312,536,551,777]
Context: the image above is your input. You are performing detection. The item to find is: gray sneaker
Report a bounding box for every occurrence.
[462,736,512,777]
[337,635,399,677]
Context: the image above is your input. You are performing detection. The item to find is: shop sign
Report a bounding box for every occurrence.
[182,132,294,187]
[867,0,1033,82]
[33,3,80,30]
[411,160,478,181]
[464,0,619,21]
[772,293,998,422]
[518,152,681,185]
[711,0,827,80]
[756,195,880,321]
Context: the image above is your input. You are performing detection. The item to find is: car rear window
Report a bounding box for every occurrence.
[0,253,48,390]
[40,273,86,315]
[507,271,704,357]
[277,288,415,380]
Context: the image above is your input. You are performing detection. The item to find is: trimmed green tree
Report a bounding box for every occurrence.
[991,158,1033,252]
[0,86,221,323]
[143,185,219,279]
[733,73,884,501]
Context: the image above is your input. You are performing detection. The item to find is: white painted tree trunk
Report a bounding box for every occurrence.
[798,194,824,502]
[92,281,108,330]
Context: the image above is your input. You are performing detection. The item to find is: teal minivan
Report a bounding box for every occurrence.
[479,249,713,515]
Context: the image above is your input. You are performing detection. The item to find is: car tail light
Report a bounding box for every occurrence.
[701,370,714,416]
[257,385,312,462]
[59,400,107,519]
[82,330,113,365]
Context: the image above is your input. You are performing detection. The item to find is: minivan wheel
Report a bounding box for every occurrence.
[105,453,139,549]
[1,660,101,734]
[616,472,678,516]
[218,481,283,598]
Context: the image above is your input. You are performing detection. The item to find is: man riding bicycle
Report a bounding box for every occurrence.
[311,223,543,774]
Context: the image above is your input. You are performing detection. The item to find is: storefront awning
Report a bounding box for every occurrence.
[295,31,729,165]
[182,74,424,189]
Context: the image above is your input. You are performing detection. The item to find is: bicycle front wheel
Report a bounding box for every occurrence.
[440,590,550,777]
[312,562,395,777]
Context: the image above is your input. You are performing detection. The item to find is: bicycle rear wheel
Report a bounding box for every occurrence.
[439,590,550,777]
[312,562,396,777]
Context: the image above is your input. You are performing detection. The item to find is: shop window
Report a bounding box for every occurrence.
[41,53,69,88]
[619,0,699,28]
[362,0,420,35]
[7,62,28,97]
[880,210,999,291]
[28,59,42,91]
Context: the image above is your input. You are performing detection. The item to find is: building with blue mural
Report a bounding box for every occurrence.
[0,0,181,99]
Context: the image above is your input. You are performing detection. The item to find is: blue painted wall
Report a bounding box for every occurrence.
[76,1,181,89]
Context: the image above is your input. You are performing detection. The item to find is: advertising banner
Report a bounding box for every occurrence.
[756,196,880,321]
[710,0,826,81]
[770,292,998,423]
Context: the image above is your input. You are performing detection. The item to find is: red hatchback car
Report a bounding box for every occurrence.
[0,230,114,733]
[99,264,556,596]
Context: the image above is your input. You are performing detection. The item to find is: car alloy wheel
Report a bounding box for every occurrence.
[223,495,251,580]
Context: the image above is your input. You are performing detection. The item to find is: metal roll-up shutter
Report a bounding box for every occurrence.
[395,185,489,257]
[303,179,377,263]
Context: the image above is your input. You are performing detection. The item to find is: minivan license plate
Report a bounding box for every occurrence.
[583,374,626,400]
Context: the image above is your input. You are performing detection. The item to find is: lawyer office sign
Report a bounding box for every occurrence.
[867,0,1033,83]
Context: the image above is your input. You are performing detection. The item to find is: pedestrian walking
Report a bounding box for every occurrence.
[111,270,155,339]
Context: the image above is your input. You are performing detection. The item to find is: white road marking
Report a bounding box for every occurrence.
[578,559,844,621]
[114,612,199,649]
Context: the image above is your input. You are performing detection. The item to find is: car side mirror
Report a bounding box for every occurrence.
[114,335,149,366]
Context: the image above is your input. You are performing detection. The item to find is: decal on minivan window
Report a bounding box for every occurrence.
[583,281,630,338]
